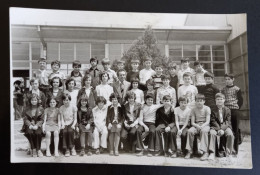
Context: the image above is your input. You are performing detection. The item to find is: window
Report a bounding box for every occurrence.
[169,44,182,61]
[76,43,91,62]
[60,43,74,62]
[47,43,59,61]
[109,44,121,62]
[12,42,29,70]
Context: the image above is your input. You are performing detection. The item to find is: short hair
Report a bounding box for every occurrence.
[181,57,190,63]
[101,58,110,65]
[125,91,136,100]
[178,96,187,103]
[117,69,127,77]
[224,73,235,79]
[146,78,155,86]
[38,58,47,64]
[215,93,225,99]
[204,71,214,78]
[117,60,125,64]
[183,72,193,79]
[154,64,163,69]
[50,76,63,87]
[195,93,205,101]
[99,72,110,81]
[65,78,76,90]
[143,57,153,62]
[62,93,71,101]
[96,96,107,105]
[30,78,39,85]
[13,80,22,86]
[109,93,121,102]
[51,60,61,67]
[145,93,154,101]
[168,62,177,69]
[72,60,81,68]
[46,97,58,107]
[161,74,171,80]
[194,61,202,67]
[162,95,171,101]
[90,57,99,64]
[131,77,140,83]
[82,74,92,87]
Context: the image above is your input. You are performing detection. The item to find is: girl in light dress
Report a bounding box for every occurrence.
[129,77,144,105]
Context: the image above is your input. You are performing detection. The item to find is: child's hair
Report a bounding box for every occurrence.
[161,74,170,81]
[62,93,71,101]
[224,73,235,79]
[65,78,76,90]
[131,59,140,64]
[183,72,193,79]
[77,94,89,109]
[99,72,110,81]
[117,69,127,77]
[155,64,163,69]
[72,60,81,68]
[101,58,110,65]
[162,95,171,101]
[13,80,22,86]
[117,60,125,65]
[215,93,225,99]
[195,93,205,101]
[125,91,136,100]
[50,76,63,87]
[146,78,155,86]
[145,93,154,101]
[90,57,99,64]
[28,93,40,106]
[194,61,202,67]
[178,96,187,103]
[46,97,58,107]
[143,57,153,62]
[82,74,92,87]
[96,96,107,105]
[38,58,47,64]
[51,60,61,68]
[181,57,190,63]
[168,62,177,70]
[109,93,120,102]
[204,71,214,78]
[30,78,39,85]
[131,77,140,83]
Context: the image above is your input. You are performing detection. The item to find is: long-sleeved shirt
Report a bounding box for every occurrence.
[204,83,220,108]
[139,68,156,85]
[92,105,108,129]
[155,106,175,128]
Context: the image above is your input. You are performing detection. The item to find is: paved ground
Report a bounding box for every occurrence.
[11,120,252,169]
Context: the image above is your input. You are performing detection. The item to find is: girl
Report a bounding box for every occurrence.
[144,79,156,104]
[46,77,64,108]
[65,78,79,107]
[126,59,140,82]
[130,78,144,105]
[42,97,60,157]
[77,74,97,109]
[107,93,124,156]
[95,72,114,106]
[60,93,78,157]
[78,95,94,156]
[22,93,44,157]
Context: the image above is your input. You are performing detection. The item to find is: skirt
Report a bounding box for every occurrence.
[110,123,121,133]
[45,124,59,132]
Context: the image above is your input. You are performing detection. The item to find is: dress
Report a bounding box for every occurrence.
[44,108,59,132]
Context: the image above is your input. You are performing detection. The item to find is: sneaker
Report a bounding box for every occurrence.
[32,149,37,158]
[80,149,85,156]
[147,151,153,157]
[136,150,144,157]
[71,148,77,156]
[87,150,92,156]
[95,149,100,155]
[114,151,119,156]
[170,152,177,158]
[37,150,43,157]
[218,151,225,158]
[208,153,215,160]
[100,147,104,154]
[200,153,209,161]
[185,152,191,159]
[65,149,70,157]
[46,150,51,157]
[109,150,114,156]
[54,151,59,157]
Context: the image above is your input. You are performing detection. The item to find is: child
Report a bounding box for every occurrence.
[77,74,97,109]
[69,60,83,90]
[178,72,198,109]
[48,60,66,90]
[156,75,176,107]
[168,62,178,91]
[92,96,108,154]
[151,64,164,89]
[13,79,25,120]
[144,79,156,103]
[65,78,79,107]
[154,95,176,157]
[174,96,191,156]
[139,57,156,90]
[126,59,140,82]
[222,73,243,155]
[121,91,142,152]
[33,58,50,95]
[204,72,220,109]
[78,95,94,156]
[60,93,78,157]
[185,94,211,161]
[208,93,234,160]
[130,78,144,105]
[136,94,163,157]
[107,93,124,156]
[102,58,118,85]
[95,72,114,106]
[178,57,195,86]
[46,77,64,108]
[194,61,207,93]
[42,97,60,157]
[24,78,46,108]
[22,93,44,157]
[85,57,102,89]
[115,60,125,72]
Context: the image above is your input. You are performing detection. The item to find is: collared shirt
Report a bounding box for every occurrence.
[139,68,156,84]
[49,71,66,80]
[178,67,195,85]
[218,107,224,123]
[92,106,108,128]
[104,68,118,84]
[31,89,40,96]
[156,85,176,107]
[33,69,50,86]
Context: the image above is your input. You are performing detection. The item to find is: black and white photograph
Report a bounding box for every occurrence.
[10,7,251,168]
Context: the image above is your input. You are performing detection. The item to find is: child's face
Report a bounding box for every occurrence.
[131,63,139,70]
[147,84,154,91]
[52,63,60,71]
[146,98,154,106]
[63,98,70,106]
[81,100,88,107]
[225,77,234,86]
[31,98,38,106]
[49,99,57,108]
[195,64,203,72]
[90,60,97,67]
[97,102,105,109]
[132,82,139,89]
[84,78,92,86]
[169,68,177,75]
[117,63,124,70]
[103,63,110,70]
[163,99,171,107]
[179,100,187,108]
[112,98,118,106]
[182,61,189,69]
[52,78,60,88]
[128,97,135,104]
[73,65,81,73]
[205,77,214,84]
[118,71,126,82]
[39,61,46,70]
[144,61,152,69]
[68,81,75,91]
[195,99,205,108]
[31,80,39,90]
[216,97,225,106]
[155,67,163,75]
[162,79,170,86]
[101,73,108,82]
[183,76,192,85]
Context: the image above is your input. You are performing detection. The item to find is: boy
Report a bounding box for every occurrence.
[13,79,25,120]
[178,72,198,109]
[115,60,125,72]
[69,60,83,90]
[156,75,176,107]
[102,58,118,85]
[154,95,176,157]
[204,72,220,109]
[126,59,140,82]
[48,60,66,90]
[85,57,102,89]
[194,61,207,93]
[144,79,156,103]
[168,62,178,91]
[151,64,164,89]
[185,94,211,161]
[208,93,234,160]
[222,73,243,155]
[178,57,195,86]
[139,57,155,90]
[33,58,50,95]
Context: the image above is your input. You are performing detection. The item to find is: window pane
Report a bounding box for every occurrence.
[169,44,182,58]
[76,43,90,63]
[32,42,41,60]
[213,63,225,69]
[212,45,225,61]
[12,62,29,68]
[212,45,224,50]
[213,70,225,77]
[230,57,243,75]
[91,43,105,63]
[109,44,121,63]
[200,62,212,72]
[60,43,74,62]
[47,43,59,61]
[12,43,29,61]
[229,38,241,59]
[183,45,196,60]
[198,45,211,61]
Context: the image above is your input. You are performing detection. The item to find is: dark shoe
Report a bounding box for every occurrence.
[80,149,85,156]
[95,149,100,155]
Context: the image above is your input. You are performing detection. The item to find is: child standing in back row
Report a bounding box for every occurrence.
[69,60,83,90]
[139,57,155,91]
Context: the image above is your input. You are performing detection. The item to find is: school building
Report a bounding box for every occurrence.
[10,9,249,133]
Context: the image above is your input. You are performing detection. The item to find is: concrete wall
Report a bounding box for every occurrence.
[226,14,247,42]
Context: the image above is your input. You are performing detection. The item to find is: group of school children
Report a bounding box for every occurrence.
[14,56,243,161]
